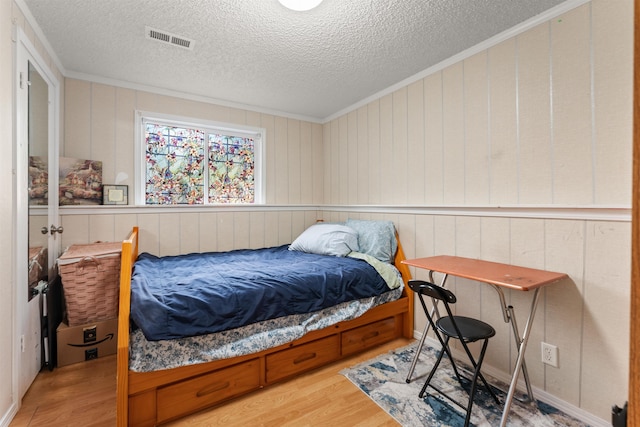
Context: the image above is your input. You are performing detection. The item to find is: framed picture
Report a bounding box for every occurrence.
[103,185,128,205]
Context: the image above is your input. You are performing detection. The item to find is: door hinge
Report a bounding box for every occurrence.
[19,72,31,89]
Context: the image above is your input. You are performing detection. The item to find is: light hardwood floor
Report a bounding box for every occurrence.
[11,338,412,426]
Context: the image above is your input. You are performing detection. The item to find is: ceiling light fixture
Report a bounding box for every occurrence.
[278,0,323,11]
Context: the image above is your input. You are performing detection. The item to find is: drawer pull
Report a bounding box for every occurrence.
[293,352,317,364]
[196,381,231,397]
[362,331,380,341]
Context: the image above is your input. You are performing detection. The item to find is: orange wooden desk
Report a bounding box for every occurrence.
[402,255,568,427]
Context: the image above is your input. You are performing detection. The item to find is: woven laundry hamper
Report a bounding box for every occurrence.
[58,242,121,326]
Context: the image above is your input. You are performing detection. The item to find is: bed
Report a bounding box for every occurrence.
[116,222,414,426]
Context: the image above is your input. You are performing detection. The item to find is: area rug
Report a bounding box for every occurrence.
[341,342,591,427]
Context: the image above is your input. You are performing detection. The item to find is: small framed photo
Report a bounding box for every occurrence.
[103,185,128,205]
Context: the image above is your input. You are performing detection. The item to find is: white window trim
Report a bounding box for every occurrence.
[134,110,265,205]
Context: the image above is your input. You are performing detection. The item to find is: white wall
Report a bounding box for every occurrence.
[3,2,65,424]
[1,0,16,422]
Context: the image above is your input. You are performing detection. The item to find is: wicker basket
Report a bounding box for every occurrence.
[58,242,121,326]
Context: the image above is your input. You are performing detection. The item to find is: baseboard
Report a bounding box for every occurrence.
[0,403,19,427]
[414,332,610,427]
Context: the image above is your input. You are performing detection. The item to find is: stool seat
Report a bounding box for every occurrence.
[437,316,495,342]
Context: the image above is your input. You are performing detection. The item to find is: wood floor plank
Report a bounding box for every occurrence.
[11,338,412,426]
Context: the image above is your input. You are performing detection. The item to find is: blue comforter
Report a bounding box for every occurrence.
[130,245,392,341]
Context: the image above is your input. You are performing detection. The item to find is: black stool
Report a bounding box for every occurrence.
[409,279,500,427]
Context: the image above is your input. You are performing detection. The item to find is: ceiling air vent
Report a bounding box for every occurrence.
[145,26,195,50]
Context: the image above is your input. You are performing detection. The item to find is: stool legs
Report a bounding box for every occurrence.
[419,337,497,427]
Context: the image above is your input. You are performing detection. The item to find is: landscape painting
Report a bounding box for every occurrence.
[58,157,103,205]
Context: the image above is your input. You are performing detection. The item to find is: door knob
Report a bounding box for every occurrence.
[49,225,63,235]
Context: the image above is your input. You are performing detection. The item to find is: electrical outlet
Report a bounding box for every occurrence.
[541,342,558,367]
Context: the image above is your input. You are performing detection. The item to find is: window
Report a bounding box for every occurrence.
[136,112,264,205]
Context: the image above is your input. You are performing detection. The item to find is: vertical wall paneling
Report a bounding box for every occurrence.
[424,72,444,204]
[463,52,490,205]
[158,213,181,256]
[581,221,631,416]
[347,110,359,204]
[287,119,302,204]
[509,218,547,388]
[64,79,91,158]
[248,211,266,249]
[115,87,135,197]
[338,115,349,205]
[311,123,324,204]
[488,39,518,204]
[260,114,276,205]
[232,211,251,250]
[299,121,313,204]
[592,0,634,204]
[179,212,201,255]
[216,211,235,252]
[60,215,90,248]
[88,214,116,243]
[407,80,425,205]
[264,211,280,248]
[228,108,247,126]
[442,63,465,205]
[137,214,160,255]
[90,84,116,184]
[517,24,553,204]
[198,212,218,253]
[274,116,289,204]
[277,210,293,245]
[328,121,339,203]
[550,5,594,204]
[454,216,483,321]
[479,217,513,370]
[53,0,634,422]
[392,87,408,205]
[379,95,393,204]
[114,214,138,242]
[367,101,381,205]
[356,106,369,204]
[543,219,585,405]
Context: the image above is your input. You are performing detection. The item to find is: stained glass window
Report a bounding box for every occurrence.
[145,124,205,204]
[141,115,263,205]
[208,134,255,203]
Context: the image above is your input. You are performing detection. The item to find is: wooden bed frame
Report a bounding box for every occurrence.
[116,226,414,426]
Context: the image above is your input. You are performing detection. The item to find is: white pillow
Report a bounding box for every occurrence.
[289,223,359,257]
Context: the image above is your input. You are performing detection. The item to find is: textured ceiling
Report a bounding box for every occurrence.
[22,0,567,121]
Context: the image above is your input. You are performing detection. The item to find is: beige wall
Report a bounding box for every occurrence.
[19,0,633,424]
[323,3,631,207]
[62,82,324,206]
[321,1,633,421]
[59,82,326,261]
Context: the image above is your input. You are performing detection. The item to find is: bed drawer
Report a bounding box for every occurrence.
[156,358,260,423]
[341,316,397,356]
[266,335,340,383]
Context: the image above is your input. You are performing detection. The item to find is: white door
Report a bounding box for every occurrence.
[15,27,61,398]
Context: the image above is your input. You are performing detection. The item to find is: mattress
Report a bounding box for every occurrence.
[130,245,400,341]
[129,285,403,372]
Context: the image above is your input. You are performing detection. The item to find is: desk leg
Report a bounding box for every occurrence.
[507,305,535,400]
[405,272,447,383]
[500,288,542,427]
